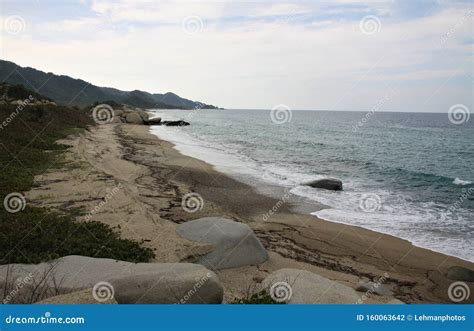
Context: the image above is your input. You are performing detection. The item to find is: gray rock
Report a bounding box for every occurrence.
[260,268,360,304]
[147,116,162,125]
[113,109,124,117]
[447,266,474,282]
[162,120,190,126]
[0,255,223,304]
[111,116,123,123]
[111,267,223,304]
[304,178,343,191]
[124,112,144,124]
[176,217,268,270]
[136,109,149,122]
[356,281,393,296]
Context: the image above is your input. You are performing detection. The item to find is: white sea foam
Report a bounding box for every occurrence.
[453,177,472,185]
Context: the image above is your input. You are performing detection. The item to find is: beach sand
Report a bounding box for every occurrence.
[27,123,474,303]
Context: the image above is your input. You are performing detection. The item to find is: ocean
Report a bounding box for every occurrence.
[149,108,473,262]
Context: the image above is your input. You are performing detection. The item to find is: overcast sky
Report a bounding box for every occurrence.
[0,0,472,112]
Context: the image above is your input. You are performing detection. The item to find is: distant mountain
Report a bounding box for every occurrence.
[0,60,218,109]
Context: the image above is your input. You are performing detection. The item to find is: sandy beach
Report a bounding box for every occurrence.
[26,123,474,304]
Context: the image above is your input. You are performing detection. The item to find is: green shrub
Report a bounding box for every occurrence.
[231,290,284,304]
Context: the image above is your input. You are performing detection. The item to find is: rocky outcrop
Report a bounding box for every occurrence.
[104,104,189,126]
[161,120,190,126]
[446,266,474,282]
[259,268,360,303]
[0,255,223,304]
[304,178,343,191]
[112,105,150,124]
[176,217,268,270]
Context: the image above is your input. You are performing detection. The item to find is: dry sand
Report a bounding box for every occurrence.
[27,123,474,303]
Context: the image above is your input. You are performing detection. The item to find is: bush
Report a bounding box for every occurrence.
[0,208,154,264]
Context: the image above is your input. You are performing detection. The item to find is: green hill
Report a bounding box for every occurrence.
[0,60,219,109]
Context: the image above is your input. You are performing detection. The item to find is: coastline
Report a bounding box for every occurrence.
[28,123,474,303]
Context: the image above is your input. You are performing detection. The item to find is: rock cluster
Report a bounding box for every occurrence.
[106,104,190,126]
[0,256,223,304]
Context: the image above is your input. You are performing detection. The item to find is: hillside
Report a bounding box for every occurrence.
[0,82,53,103]
[0,60,219,109]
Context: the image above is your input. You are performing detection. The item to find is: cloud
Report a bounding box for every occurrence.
[0,0,472,112]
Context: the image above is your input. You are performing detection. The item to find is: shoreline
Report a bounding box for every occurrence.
[148,121,472,263]
[27,123,474,303]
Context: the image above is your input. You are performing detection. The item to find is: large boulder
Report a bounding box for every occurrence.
[124,112,145,124]
[176,217,268,270]
[304,178,343,191]
[0,256,223,304]
[446,266,474,282]
[260,268,360,303]
[136,109,149,122]
[111,267,223,304]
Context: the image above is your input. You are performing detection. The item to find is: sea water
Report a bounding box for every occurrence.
[149,109,473,262]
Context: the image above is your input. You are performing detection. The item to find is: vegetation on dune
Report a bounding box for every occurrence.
[230,290,284,304]
[0,209,154,264]
[0,102,155,265]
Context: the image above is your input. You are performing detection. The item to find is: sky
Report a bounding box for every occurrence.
[0,0,472,112]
